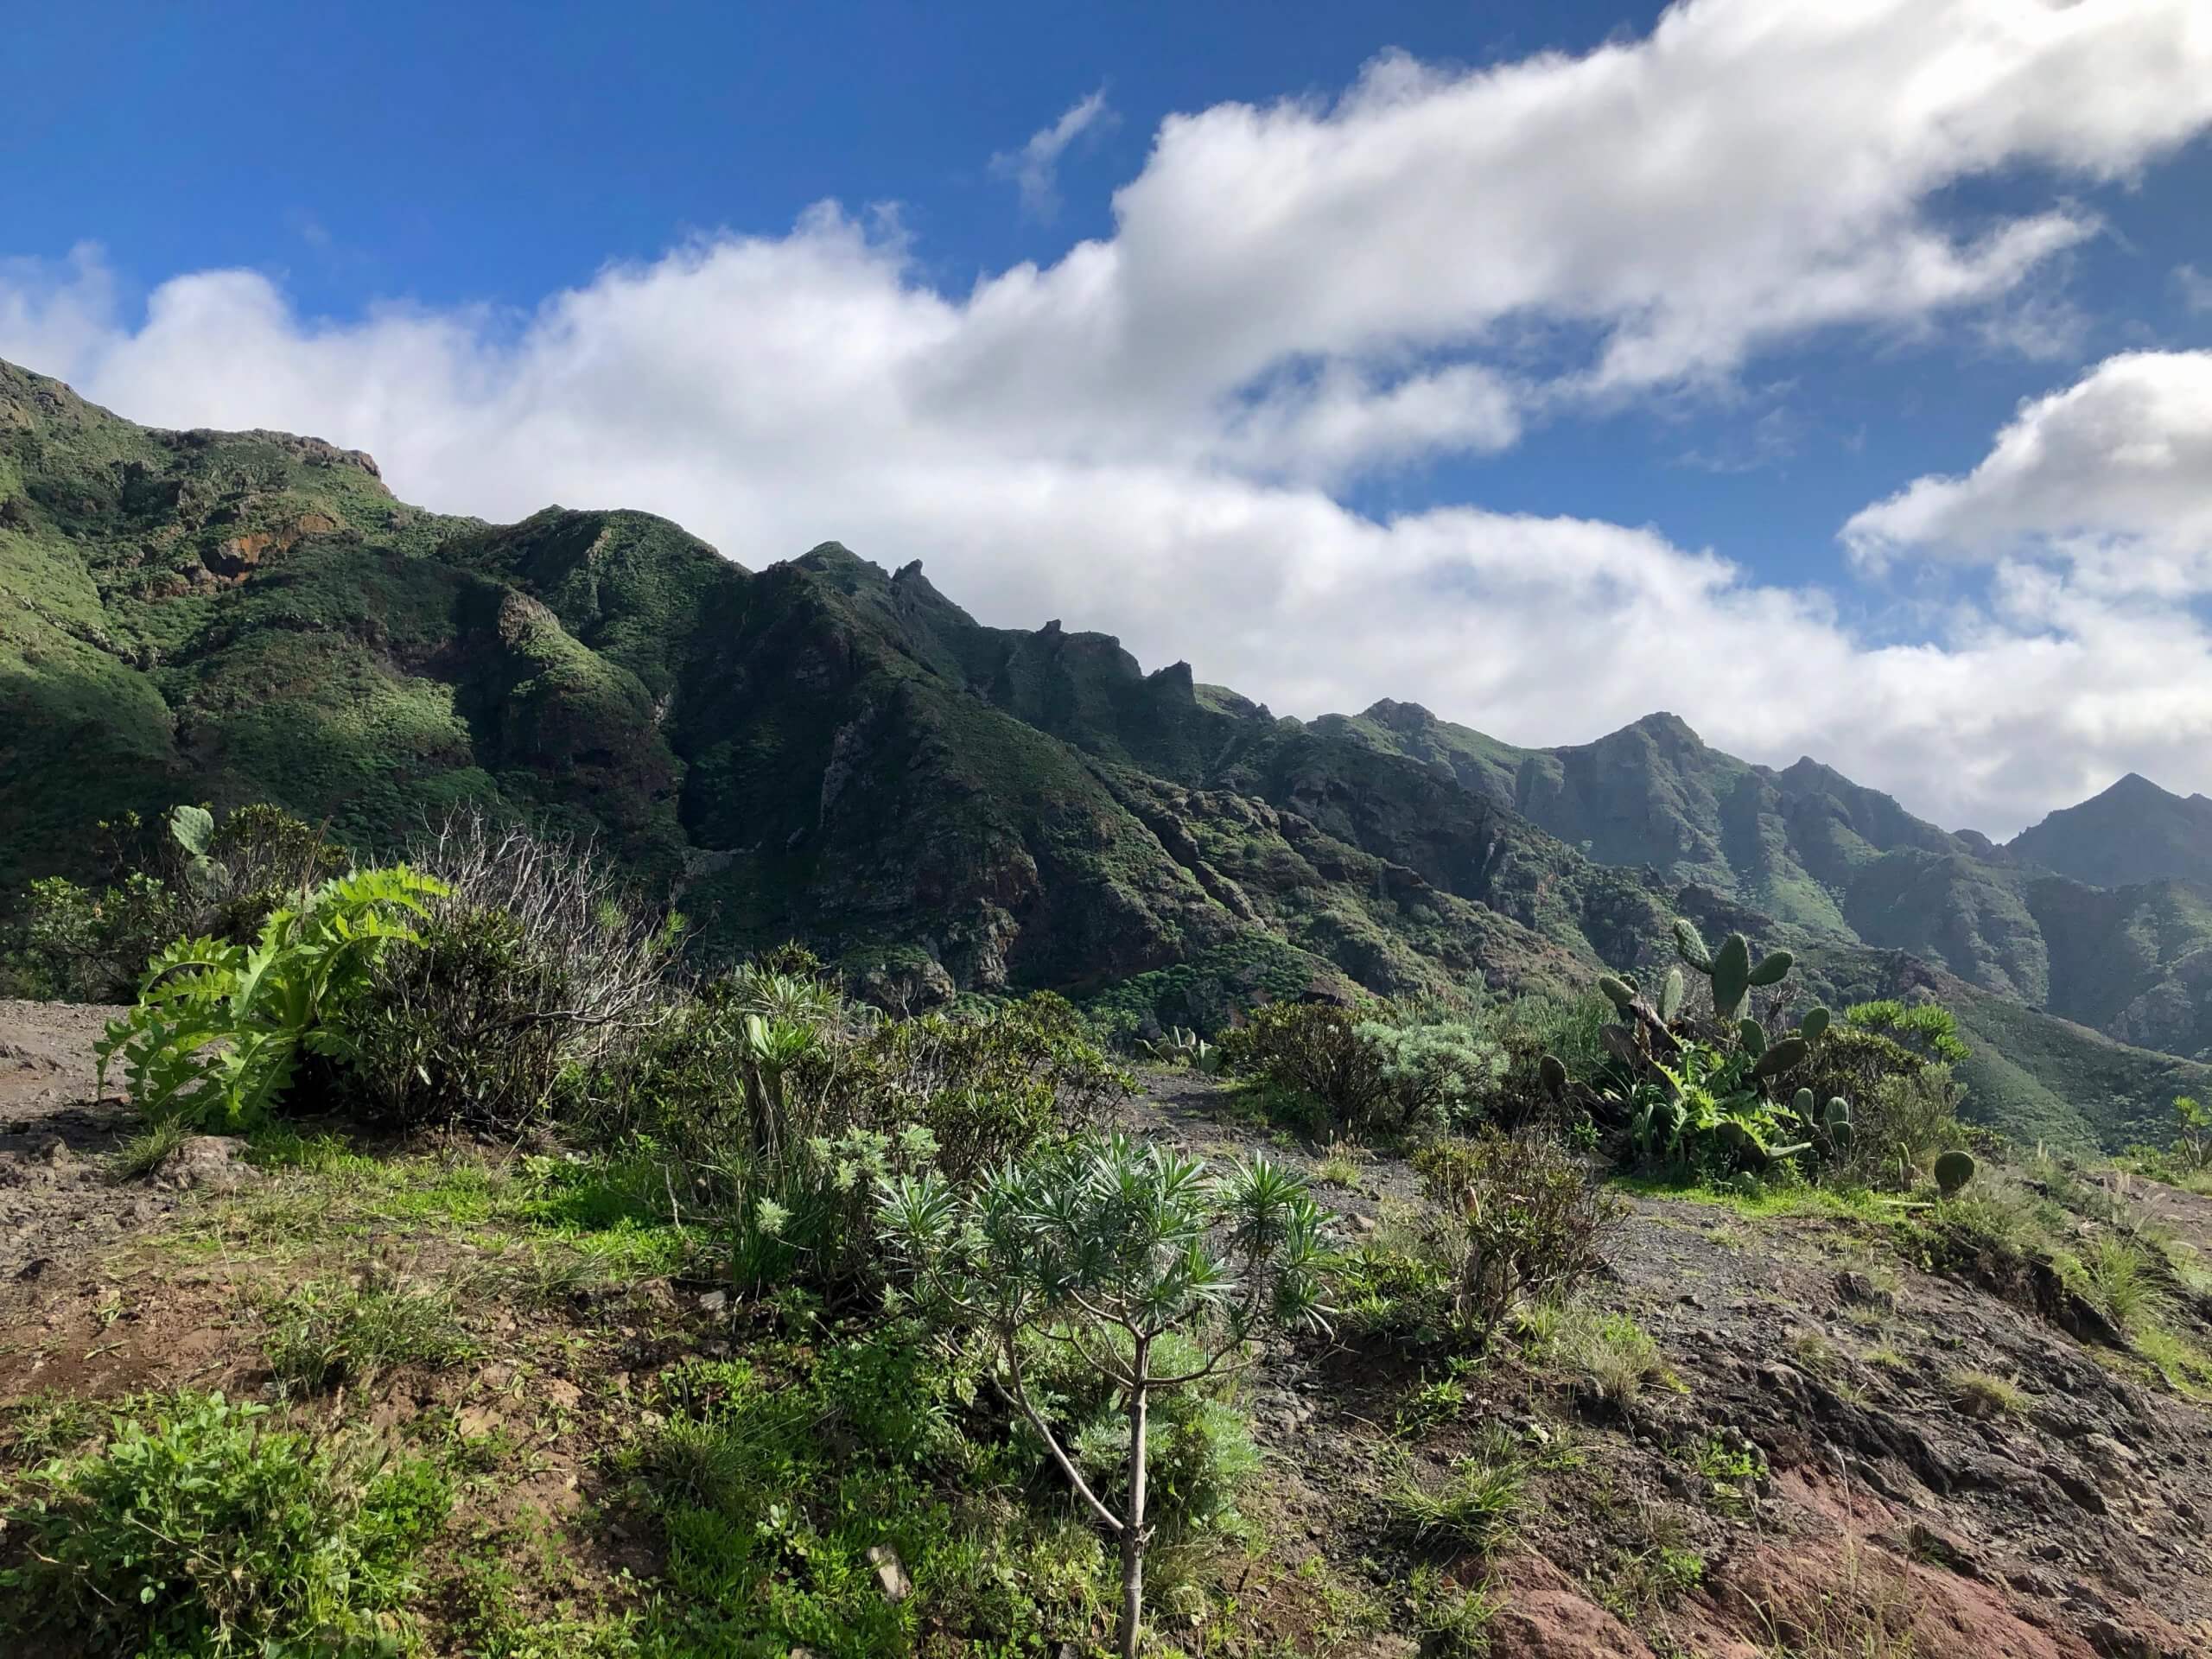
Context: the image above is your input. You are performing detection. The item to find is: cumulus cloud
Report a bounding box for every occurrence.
[2176,264,2212,314]
[1845,351,2212,597]
[5,1,2212,836]
[989,89,1115,221]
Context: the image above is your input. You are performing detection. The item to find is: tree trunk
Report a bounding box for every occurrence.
[1118,1338,1150,1659]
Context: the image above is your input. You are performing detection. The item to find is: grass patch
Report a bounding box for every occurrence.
[1385,1426,1526,1554]
[111,1114,193,1180]
[1610,1173,1891,1224]
[1945,1369,2027,1420]
[1407,1563,1500,1656]
[2067,1236,2171,1336]
[1545,1308,1675,1406]
[258,1274,475,1394]
[1,1389,102,1462]
[1749,1539,1921,1658]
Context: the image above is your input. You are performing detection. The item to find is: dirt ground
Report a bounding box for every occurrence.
[0,1000,188,1293]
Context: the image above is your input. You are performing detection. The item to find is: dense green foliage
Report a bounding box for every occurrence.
[1216,1001,1510,1141]
[0,802,343,1001]
[0,1391,448,1656]
[95,866,445,1128]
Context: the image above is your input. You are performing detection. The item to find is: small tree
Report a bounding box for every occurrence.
[2172,1095,2212,1175]
[878,1132,1332,1659]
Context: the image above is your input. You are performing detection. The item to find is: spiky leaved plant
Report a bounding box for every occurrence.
[95,866,445,1129]
[878,1131,1332,1659]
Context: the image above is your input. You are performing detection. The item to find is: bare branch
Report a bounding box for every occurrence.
[1001,1337,1123,1535]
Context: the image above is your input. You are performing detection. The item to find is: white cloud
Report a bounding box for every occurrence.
[2176,264,2212,314]
[6,1,2212,836]
[989,89,1115,222]
[1844,351,2212,597]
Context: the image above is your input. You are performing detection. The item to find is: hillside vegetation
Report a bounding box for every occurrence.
[4,813,2212,1658]
[6,357,2212,1150]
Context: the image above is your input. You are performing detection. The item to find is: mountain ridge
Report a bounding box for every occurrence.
[5,356,2210,1146]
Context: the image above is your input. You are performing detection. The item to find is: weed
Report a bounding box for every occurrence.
[1788,1331,1837,1373]
[1406,1562,1499,1656]
[1387,1425,1526,1554]
[2075,1236,2170,1336]
[111,1114,193,1180]
[0,1390,448,1656]
[1556,1309,1673,1406]
[1397,1373,1468,1435]
[2133,1324,2212,1398]
[1689,1433,1765,1513]
[1315,1143,1365,1189]
[2,1390,102,1461]
[259,1274,474,1394]
[1750,1538,1921,1658]
[1946,1369,2026,1420]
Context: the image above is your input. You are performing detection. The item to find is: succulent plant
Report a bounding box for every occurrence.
[1141,1026,1218,1071]
[168,802,219,895]
[1675,923,1794,1020]
[1798,1006,1830,1042]
[1934,1148,1977,1198]
[1738,1019,1766,1058]
[1539,1052,1568,1100]
[1658,967,1686,1023]
[1749,1035,1808,1081]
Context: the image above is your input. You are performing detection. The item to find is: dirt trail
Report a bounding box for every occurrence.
[0,1000,181,1294]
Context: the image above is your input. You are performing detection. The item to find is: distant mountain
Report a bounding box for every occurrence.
[3,355,2209,1146]
[2010,772,2212,890]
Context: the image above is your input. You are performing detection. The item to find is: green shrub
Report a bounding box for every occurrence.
[1332,1233,1462,1353]
[1359,1017,1509,1132]
[343,905,571,1131]
[1837,1065,1970,1190]
[632,1334,1113,1654]
[880,1131,1330,1659]
[601,981,1131,1301]
[0,1390,448,1656]
[1413,1130,1624,1344]
[97,866,446,1129]
[1844,999,1972,1064]
[1218,1002,1391,1135]
[2,804,344,1001]
[344,811,681,1132]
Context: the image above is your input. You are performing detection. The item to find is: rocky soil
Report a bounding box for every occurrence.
[1127,1070,2212,1659]
[0,1001,175,1291]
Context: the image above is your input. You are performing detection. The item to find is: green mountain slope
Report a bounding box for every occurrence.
[1320,694,2212,1063]
[2009,772,2212,889]
[4,357,2208,1147]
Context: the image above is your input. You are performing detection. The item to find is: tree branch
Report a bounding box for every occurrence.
[1000,1334,1123,1535]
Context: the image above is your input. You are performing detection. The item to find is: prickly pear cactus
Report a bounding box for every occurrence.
[1934,1149,1977,1198]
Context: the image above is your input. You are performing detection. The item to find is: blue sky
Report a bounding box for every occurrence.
[6,1,2212,831]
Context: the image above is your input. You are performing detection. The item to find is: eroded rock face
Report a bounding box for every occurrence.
[1489,1554,1660,1657]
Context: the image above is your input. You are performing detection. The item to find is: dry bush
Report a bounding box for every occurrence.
[343,808,680,1130]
